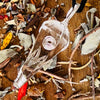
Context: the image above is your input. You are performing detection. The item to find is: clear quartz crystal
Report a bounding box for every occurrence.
[13,4,80,89]
[34,4,80,59]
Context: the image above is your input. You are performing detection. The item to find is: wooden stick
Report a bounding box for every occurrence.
[91,53,95,100]
[38,70,79,84]
[68,92,90,100]
[57,61,77,65]
[72,94,100,100]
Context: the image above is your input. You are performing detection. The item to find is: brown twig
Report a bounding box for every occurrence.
[68,27,100,86]
[0,57,11,69]
[68,92,90,100]
[71,94,100,100]
[74,25,82,34]
[57,61,77,65]
[91,53,95,100]
[38,70,79,84]
[24,66,79,84]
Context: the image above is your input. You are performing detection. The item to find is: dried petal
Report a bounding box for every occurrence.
[1,32,13,50]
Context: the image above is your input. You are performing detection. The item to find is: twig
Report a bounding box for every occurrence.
[25,67,79,84]
[57,61,77,65]
[74,25,82,33]
[91,53,95,100]
[68,27,100,85]
[39,70,66,81]
[70,49,100,70]
[71,94,100,100]
[38,70,79,84]
[71,60,91,70]
[68,92,90,100]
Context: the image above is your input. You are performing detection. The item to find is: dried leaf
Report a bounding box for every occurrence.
[0,34,4,39]
[31,34,36,48]
[27,4,36,13]
[54,90,65,99]
[0,49,17,63]
[80,78,88,83]
[0,87,10,98]
[85,3,92,7]
[95,79,100,88]
[97,74,100,78]
[6,19,16,25]
[30,0,35,5]
[0,2,3,7]
[17,14,24,22]
[95,16,100,28]
[37,96,45,100]
[1,32,13,50]
[3,91,18,100]
[27,87,43,97]
[81,28,100,55]
[11,0,18,2]
[95,74,100,88]
[41,0,45,5]
[0,57,11,69]
[54,92,64,99]
[18,33,32,51]
[72,30,84,49]
[43,56,57,71]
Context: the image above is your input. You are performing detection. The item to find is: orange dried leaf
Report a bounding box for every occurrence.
[85,3,92,7]
[1,32,12,50]
[30,0,35,5]
[97,74,100,79]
